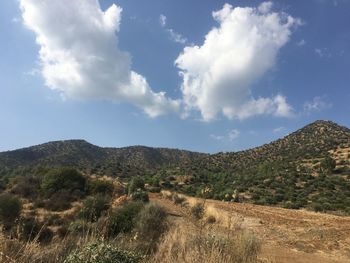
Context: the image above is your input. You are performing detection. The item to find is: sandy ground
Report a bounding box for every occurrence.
[150,193,350,263]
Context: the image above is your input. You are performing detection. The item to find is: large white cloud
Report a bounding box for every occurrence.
[176,2,300,121]
[20,0,180,117]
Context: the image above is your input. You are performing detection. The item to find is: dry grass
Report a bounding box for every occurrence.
[0,196,266,263]
[149,226,260,263]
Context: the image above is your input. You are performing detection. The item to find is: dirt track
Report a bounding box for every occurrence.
[150,193,350,263]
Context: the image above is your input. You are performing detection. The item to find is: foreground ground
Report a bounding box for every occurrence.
[151,192,350,263]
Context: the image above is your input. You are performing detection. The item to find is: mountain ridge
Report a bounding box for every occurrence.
[0,120,349,176]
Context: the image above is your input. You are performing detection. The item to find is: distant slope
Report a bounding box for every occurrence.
[195,120,350,173]
[0,139,207,174]
[0,120,349,175]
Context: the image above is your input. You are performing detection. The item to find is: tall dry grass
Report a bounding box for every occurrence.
[150,226,260,263]
[0,195,265,263]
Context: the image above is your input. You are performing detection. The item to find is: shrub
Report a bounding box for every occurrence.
[130,190,149,202]
[106,202,143,237]
[64,242,142,263]
[191,202,205,220]
[41,168,86,196]
[87,179,114,196]
[0,193,21,227]
[17,216,53,243]
[319,156,336,175]
[128,177,145,195]
[44,190,74,211]
[135,203,168,252]
[79,195,110,222]
[11,176,40,199]
[68,219,93,234]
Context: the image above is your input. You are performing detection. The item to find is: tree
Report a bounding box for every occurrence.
[41,168,86,195]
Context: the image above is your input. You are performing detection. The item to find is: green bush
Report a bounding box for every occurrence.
[128,177,145,195]
[0,193,21,227]
[87,179,114,196]
[41,168,86,196]
[79,195,110,222]
[130,190,149,202]
[135,203,168,252]
[106,202,143,237]
[64,242,142,263]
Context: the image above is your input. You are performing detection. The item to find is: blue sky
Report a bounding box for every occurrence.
[0,0,349,153]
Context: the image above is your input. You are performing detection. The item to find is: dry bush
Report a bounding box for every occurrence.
[190,202,205,220]
[172,194,187,206]
[135,203,168,254]
[150,227,261,263]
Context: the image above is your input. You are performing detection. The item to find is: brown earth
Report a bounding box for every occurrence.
[150,192,350,263]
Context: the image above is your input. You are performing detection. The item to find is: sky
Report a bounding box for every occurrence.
[0,0,350,153]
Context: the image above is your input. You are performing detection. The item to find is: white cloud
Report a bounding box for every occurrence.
[258,1,273,14]
[210,129,240,141]
[159,14,188,45]
[303,96,332,114]
[20,0,180,117]
[167,29,188,44]
[159,14,167,27]
[176,2,300,121]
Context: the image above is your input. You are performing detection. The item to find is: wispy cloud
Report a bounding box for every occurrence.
[303,96,332,114]
[159,14,166,27]
[315,48,332,58]
[210,129,240,142]
[159,14,188,45]
[296,39,306,46]
[273,126,285,133]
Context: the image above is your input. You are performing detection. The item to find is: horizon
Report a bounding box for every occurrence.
[1,0,350,153]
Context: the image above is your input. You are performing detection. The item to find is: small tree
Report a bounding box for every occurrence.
[41,168,86,196]
[0,193,21,227]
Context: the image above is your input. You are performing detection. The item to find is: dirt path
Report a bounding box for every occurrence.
[150,193,350,263]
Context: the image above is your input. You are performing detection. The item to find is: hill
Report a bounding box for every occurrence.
[0,139,207,177]
[0,120,350,213]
